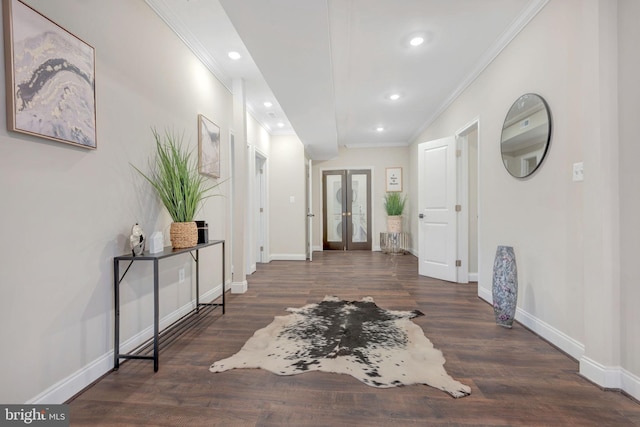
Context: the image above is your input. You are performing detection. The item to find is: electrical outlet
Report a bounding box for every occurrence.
[178,268,185,283]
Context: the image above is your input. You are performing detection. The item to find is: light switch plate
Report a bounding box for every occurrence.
[572,162,584,182]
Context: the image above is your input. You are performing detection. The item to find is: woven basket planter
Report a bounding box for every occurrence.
[170,222,198,249]
[387,216,403,233]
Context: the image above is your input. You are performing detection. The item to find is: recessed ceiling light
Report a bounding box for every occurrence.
[409,36,424,47]
[376,127,384,132]
[277,122,285,128]
[389,93,401,101]
[228,51,241,60]
[264,101,273,108]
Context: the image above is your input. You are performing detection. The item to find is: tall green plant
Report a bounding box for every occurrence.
[132,128,221,223]
[384,192,407,216]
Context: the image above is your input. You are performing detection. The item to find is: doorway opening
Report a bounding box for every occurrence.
[322,169,371,251]
[254,152,267,264]
[417,119,479,283]
[456,119,479,283]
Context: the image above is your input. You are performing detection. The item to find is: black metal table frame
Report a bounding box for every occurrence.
[113,240,225,372]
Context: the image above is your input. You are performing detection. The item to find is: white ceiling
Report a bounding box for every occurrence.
[146,0,547,160]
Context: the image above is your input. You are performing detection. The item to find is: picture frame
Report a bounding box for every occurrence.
[386,167,403,192]
[198,114,221,178]
[3,0,97,149]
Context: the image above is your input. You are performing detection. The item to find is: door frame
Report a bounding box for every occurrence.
[246,145,268,273]
[455,117,480,284]
[228,130,235,284]
[254,150,268,264]
[306,158,313,261]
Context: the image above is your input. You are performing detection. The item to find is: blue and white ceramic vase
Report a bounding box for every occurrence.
[492,245,518,328]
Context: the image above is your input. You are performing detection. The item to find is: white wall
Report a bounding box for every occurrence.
[0,0,237,403]
[409,0,638,399]
[269,134,306,259]
[312,146,410,251]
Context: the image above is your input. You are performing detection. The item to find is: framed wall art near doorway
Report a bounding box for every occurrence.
[386,167,403,192]
[198,114,221,178]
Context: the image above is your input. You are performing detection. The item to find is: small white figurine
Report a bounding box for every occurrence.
[129,223,145,256]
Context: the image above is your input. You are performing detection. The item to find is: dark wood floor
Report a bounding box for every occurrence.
[69,251,640,426]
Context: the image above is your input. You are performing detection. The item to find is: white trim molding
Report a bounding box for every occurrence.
[516,307,585,360]
[145,0,232,91]
[479,290,585,360]
[410,0,550,141]
[621,369,640,401]
[270,254,307,261]
[579,358,640,401]
[28,285,224,404]
[231,280,248,294]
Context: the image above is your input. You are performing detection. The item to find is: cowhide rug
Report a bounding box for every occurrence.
[210,296,471,398]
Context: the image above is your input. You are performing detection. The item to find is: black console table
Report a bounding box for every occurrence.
[113,240,225,372]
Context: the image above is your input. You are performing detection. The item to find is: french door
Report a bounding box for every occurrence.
[322,170,371,250]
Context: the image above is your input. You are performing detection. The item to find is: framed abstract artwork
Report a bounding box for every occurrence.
[3,0,97,149]
[386,167,402,192]
[198,114,220,178]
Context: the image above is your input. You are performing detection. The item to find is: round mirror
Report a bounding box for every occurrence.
[500,93,551,178]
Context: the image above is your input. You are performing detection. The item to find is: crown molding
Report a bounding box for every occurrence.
[145,0,233,92]
[410,0,550,143]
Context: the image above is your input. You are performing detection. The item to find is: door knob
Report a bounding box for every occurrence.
[419,213,424,219]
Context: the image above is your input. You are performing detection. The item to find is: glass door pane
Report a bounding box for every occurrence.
[322,170,346,250]
[326,174,343,243]
[350,173,368,243]
[346,170,371,250]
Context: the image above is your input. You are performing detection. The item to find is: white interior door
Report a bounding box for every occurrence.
[418,136,458,281]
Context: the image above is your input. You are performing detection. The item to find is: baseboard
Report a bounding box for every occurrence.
[478,284,492,303]
[29,346,114,404]
[477,286,584,360]
[312,245,322,252]
[479,285,640,400]
[269,254,306,261]
[516,307,585,360]
[580,357,640,401]
[468,272,478,282]
[231,280,248,294]
[622,368,640,401]
[28,285,224,404]
[580,357,622,389]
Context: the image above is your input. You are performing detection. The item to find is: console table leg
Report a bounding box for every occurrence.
[195,249,200,311]
[153,259,159,372]
[113,260,120,370]
[222,241,226,314]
